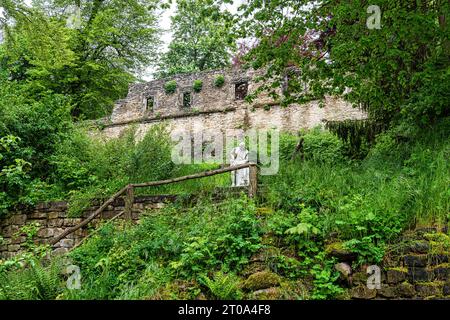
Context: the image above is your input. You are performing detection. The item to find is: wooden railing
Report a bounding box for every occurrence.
[49,163,258,246]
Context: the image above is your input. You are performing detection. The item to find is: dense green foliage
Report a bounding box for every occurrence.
[51,125,175,216]
[0,0,162,215]
[164,80,177,94]
[193,79,203,92]
[0,0,449,301]
[2,122,448,300]
[214,74,225,87]
[238,0,450,127]
[1,0,161,119]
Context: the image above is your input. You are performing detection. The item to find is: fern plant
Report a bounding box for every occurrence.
[29,259,62,300]
[199,271,243,300]
[0,258,63,300]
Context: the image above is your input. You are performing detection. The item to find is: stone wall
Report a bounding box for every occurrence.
[332,227,450,300]
[99,68,367,139]
[0,195,177,259]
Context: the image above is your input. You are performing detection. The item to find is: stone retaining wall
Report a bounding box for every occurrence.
[335,227,450,300]
[0,195,177,259]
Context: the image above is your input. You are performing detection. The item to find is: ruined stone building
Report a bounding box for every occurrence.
[100,68,367,139]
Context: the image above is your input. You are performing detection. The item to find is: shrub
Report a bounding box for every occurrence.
[193,80,203,92]
[214,75,225,88]
[164,80,177,94]
[50,124,175,216]
[63,196,261,299]
[302,127,344,164]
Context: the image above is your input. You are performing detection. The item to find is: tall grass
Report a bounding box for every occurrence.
[263,118,450,240]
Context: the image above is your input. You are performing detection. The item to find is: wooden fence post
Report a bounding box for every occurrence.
[248,163,258,198]
[124,184,134,220]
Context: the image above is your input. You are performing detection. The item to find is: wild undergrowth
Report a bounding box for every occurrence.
[0,119,448,300]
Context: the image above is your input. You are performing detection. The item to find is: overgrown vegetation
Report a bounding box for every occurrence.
[214,74,225,87]
[1,120,448,300]
[0,0,449,301]
[164,80,178,94]
[193,79,203,92]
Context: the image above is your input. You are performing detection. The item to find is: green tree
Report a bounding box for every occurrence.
[156,0,237,78]
[0,0,161,119]
[238,0,450,128]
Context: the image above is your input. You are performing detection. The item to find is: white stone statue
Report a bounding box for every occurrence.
[230,142,249,187]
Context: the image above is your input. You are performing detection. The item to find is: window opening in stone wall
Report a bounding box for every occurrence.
[235,81,248,100]
[146,96,154,112]
[183,92,192,108]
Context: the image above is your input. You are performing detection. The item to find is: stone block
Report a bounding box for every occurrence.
[7,244,21,252]
[101,211,117,219]
[386,269,407,284]
[404,255,427,267]
[48,219,64,227]
[408,267,433,282]
[2,225,19,237]
[350,285,377,299]
[325,242,357,262]
[58,212,68,218]
[396,282,416,298]
[37,228,55,238]
[1,251,18,259]
[377,285,397,298]
[251,287,283,300]
[47,212,59,219]
[443,282,450,296]
[415,283,443,298]
[433,266,450,280]
[29,211,48,219]
[428,254,449,266]
[36,202,50,210]
[242,271,281,291]
[63,218,82,226]
[350,271,369,285]
[407,241,430,254]
[49,201,68,211]
[9,214,27,225]
[59,239,74,248]
[52,247,68,255]
[10,236,26,244]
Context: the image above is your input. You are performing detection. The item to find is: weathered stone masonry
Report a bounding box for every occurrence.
[100,68,367,139]
[340,228,450,300]
[0,195,176,259]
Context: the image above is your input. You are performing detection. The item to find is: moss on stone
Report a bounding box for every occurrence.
[351,271,368,285]
[325,241,355,261]
[350,285,377,299]
[386,266,408,272]
[415,280,445,287]
[325,241,344,253]
[243,271,281,291]
[415,281,444,297]
[250,287,282,300]
[426,262,450,271]
[396,281,416,298]
[256,207,274,216]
